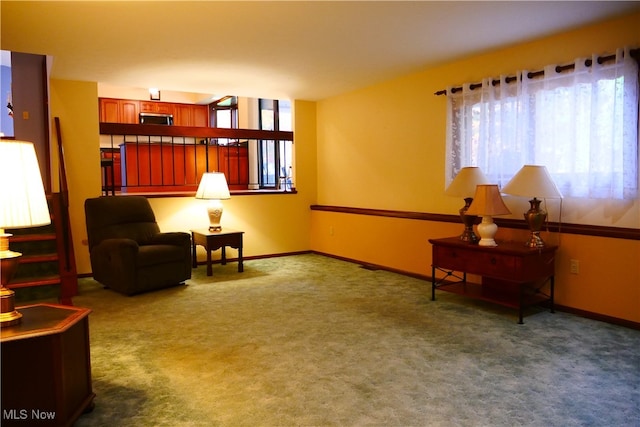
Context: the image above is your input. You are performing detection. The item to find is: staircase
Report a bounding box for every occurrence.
[6,118,78,305]
[7,192,78,305]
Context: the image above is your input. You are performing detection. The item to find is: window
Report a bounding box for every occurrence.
[259,99,293,189]
[210,96,238,128]
[446,47,639,199]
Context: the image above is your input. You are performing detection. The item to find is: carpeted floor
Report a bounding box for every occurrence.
[62,254,639,427]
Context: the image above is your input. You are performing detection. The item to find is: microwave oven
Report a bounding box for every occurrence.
[139,112,173,125]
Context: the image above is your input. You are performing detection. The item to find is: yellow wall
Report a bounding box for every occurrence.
[311,12,640,323]
[49,79,102,275]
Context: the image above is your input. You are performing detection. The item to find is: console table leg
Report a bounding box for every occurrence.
[431,265,436,301]
[550,276,555,313]
[518,284,525,324]
[206,249,213,276]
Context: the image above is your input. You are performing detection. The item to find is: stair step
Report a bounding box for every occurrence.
[19,253,59,264]
[7,275,62,289]
[9,233,57,243]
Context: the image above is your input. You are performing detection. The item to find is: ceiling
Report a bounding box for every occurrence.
[2,1,639,101]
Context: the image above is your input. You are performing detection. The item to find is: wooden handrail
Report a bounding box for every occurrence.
[54,118,72,273]
[99,123,293,141]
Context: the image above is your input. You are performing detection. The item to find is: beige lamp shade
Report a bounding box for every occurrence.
[502,165,562,199]
[0,140,51,230]
[466,185,511,216]
[195,172,231,200]
[465,185,510,247]
[445,167,490,198]
[196,172,230,231]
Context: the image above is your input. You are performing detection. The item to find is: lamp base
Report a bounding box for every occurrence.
[206,200,224,232]
[1,251,22,328]
[1,288,22,327]
[459,198,479,244]
[524,198,547,248]
[525,231,545,248]
[476,216,498,247]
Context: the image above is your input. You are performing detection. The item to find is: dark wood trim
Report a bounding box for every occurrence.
[99,122,293,141]
[310,204,640,241]
[554,304,640,331]
[313,251,430,282]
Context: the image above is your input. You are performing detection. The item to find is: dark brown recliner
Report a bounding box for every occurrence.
[84,196,191,295]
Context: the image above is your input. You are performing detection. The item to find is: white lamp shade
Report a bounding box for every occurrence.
[0,140,51,229]
[195,172,231,200]
[466,185,511,216]
[445,167,490,198]
[502,165,562,199]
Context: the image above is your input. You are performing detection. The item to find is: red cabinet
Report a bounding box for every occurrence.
[120,142,248,192]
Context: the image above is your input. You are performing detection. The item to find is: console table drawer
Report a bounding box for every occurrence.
[433,245,517,280]
[432,245,472,271]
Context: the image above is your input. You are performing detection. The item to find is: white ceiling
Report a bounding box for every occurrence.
[2,1,639,101]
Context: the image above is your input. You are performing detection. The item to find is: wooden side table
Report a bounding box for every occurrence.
[191,229,244,276]
[429,237,557,324]
[1,303,95,426]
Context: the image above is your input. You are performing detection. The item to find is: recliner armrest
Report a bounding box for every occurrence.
[148,232,191,247]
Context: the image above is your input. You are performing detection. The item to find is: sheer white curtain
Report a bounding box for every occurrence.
[446,47,639,199]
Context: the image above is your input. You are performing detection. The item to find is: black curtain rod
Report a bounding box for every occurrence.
[435,48,640,96]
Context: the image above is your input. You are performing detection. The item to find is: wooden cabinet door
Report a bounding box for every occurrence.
[193,105,209,127]
[99,98,120,123]
[139,101,156,112]
[140,101,174,115]
[219,146,249,190]
[173,104,192,126]
[120,100,139,123]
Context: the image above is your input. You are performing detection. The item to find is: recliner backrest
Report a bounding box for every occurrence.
[85,196,161,250]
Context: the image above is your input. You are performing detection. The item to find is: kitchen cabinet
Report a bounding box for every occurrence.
[140,101,174,115]
[173,104,193,126]
[100,98,208,127]
[99,98,139,124]
[119,142,248,192]
[192,105,209,127]
[174,104,209,127]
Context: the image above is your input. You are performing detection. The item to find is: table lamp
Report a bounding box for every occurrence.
[0,140,51,327]
[502,165,562,248]
[465,184,511,247]
[445,167,490,243]
[195,172,231,231]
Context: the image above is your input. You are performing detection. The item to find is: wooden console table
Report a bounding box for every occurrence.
[1,303,95,426]
[191,229,244,276]
[429,237,557,324]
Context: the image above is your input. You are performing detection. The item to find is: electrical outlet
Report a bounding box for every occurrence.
[570,259,580,274]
